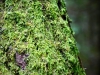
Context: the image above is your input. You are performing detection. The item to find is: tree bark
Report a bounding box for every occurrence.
[0,0,86,75]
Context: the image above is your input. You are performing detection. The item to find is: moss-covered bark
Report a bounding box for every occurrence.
[0,0,86,75]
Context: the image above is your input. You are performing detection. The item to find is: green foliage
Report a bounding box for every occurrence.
[0,0,86,75]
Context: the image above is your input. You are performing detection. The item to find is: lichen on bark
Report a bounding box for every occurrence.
[0,0,86,75]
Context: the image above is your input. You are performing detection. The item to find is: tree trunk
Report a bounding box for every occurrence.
[87,0,100,74]
[0,0,86,75]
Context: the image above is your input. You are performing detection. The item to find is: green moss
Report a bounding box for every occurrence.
[0,0,86,75]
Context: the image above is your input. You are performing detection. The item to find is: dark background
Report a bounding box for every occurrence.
[66,0,100,75]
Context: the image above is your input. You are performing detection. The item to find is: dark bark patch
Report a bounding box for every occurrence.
[57,0,62,9]
[15,52,29,70]
[61,14,66,20]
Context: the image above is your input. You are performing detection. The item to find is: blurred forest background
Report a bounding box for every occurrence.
[65,0,100,75]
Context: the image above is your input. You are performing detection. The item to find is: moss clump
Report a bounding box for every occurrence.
[0,0,86,75]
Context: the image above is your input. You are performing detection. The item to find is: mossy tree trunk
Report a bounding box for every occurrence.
[0,0,86,75]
